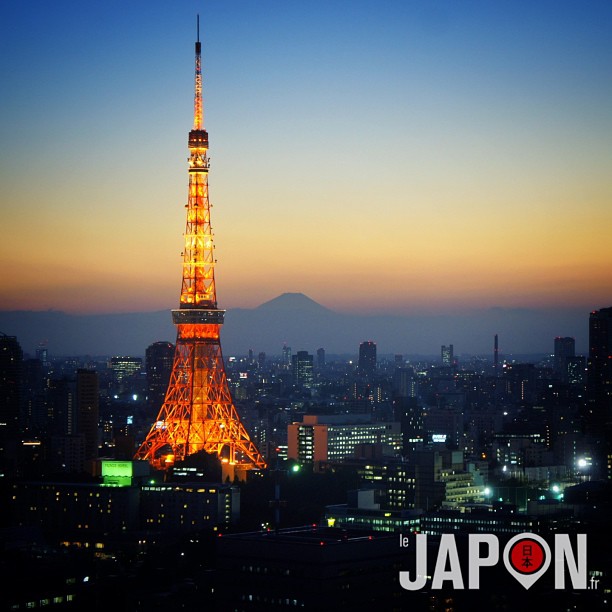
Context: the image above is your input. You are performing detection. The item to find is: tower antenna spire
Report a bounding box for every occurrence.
[194,15,203,130]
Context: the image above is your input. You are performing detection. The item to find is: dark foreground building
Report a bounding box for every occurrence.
[587,307,612,479]
[214,526,410,611]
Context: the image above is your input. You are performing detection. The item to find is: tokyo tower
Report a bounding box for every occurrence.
[135,19,266,476]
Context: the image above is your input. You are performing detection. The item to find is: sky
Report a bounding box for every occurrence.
[1,1,611,329]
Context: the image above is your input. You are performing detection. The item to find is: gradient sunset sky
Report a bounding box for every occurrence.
[1,1,611,318]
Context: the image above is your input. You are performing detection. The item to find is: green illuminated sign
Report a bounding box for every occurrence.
[102,461,133,486]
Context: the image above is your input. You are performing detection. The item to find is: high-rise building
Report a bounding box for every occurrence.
[0,333,23,439]
[0,333,23,475]
[441,344,454,367]
[422,404,463,448]
[554,336,575,381]
[566,356,586,386]
[77,369,99,463]
[21,357,46,433]
[135,22,265,475]
[46,377,76,436]
[392,367,417,399]
[35,343,50,367]
[502,362,538,403]
[292,351,314,388]
[36,340,50,368]
[358,341,376,377]
[586,307,612,478]
[316,347,325,369]
[282,344,292,368]
[393,395,423,455]
[145,341,174,413]
[494,334,499,376]
[587,308,612,409]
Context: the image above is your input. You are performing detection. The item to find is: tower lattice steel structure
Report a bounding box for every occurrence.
[135,21,266,474]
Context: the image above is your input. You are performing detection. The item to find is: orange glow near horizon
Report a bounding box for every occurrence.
[1,194,610,316]
[1,185,610,315]
[1,5,611,318]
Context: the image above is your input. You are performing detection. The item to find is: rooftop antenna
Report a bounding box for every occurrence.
[197,14,200,42]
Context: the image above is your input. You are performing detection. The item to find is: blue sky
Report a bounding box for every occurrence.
[1,1,611,350]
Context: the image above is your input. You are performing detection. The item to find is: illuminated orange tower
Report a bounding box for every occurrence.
[135,19,266,475]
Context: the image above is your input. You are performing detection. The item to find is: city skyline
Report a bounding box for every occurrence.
[0,293,596,357]
[1,1,611,321]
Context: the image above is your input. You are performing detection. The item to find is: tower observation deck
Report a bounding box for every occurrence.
[135,19,266,476]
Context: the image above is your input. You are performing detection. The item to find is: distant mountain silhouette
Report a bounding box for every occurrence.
[254,292,333,314]
[224,293,345,356]
[0,293,589,358]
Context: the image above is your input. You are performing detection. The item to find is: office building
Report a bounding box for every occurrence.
[494,334,499,376]
[324,494,422,533]
[358,341,376,377]
[586,307,612,478]
[145,341,174,413]
[292,350,313,387]
[0,333,23,475]
[422,404,463,448]
[8,460,239,541]
[566,355,586,386]
[554,336,575,382]
[287,414,401,464]
[76,369,99,463]
[421,508,538,537]
[46,377,77,436]
[214,526,408,611]
[108,356,142,384]
[587,307,612,411]
[140,482,239,532]
[441,344,454,367]
[0,333,23,438]
[282,344,292,368]
[393,367,418,398]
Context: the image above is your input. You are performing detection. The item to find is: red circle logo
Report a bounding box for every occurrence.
[508,537,546,574]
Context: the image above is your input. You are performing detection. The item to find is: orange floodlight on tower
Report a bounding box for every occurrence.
[135,18,266,477]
